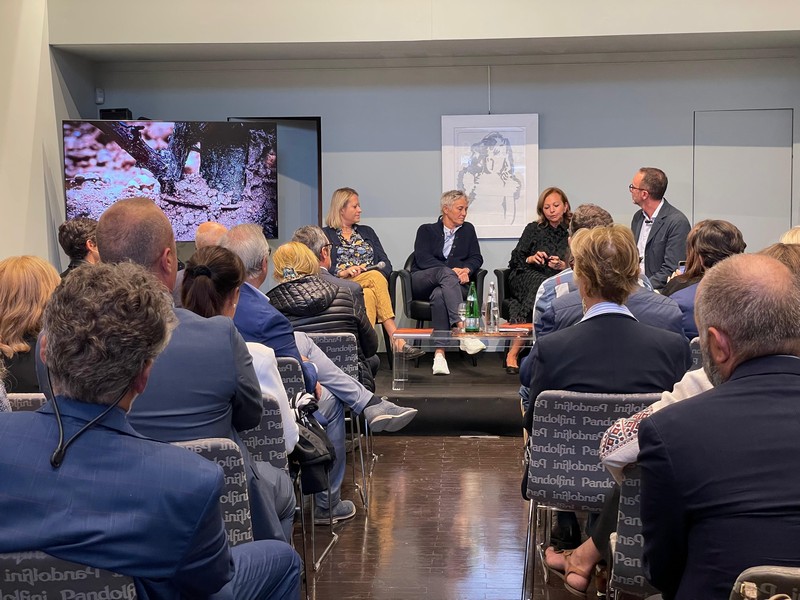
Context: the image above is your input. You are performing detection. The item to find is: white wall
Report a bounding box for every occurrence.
[0,0,75,263]
[92,56,800,293]
[47,0,800,46]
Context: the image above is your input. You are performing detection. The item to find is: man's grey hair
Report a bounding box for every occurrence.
[568,204,613,236]
[219,224,271,279]
[292,225,329,260]
[696,254,800,366]
[440,190,467,213]
[43,262,177,406]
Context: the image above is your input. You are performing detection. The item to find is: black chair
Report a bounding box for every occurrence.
[395,253,487,329]
[494,268,513,322]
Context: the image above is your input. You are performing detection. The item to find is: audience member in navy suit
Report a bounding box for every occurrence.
[94,198,294,544]
[639,254,800,600]
[661,219,746,340]
[221,223,417,525]
[0,261,300,599]
[529,225,690,597]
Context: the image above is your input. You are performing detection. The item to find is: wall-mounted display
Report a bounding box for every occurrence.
[63,120,278,240]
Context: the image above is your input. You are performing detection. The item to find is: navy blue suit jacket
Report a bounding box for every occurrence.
[631,200,691,290]
[128,308,262,442]
[639,355,800,600]
[411,217,483,274]
[522,288,684,385]
[0,398,233,599]
[524,313,690,432]
[233,282,317,393]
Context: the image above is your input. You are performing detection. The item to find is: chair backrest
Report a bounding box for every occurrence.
[526,390,660,512]
[306,332,359,380]
[0,551,137,598]
[729,566,800,600]
[689,337,702,371]
[240,394,289,470]
[172,437,254,547]
[276,356,306,400]
[493,268,512,321]
[7,393,47,412]
[609,464,660,598]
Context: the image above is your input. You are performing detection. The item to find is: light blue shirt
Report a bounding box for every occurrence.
[443,224,461,258]
[581,301,636,322]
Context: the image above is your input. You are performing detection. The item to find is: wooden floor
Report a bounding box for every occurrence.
[296,435,594,600]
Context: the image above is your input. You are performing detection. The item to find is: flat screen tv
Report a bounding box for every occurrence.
[63,120,278,240]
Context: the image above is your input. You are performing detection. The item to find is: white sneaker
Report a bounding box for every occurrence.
[460,337,486,355]
[432,354,450,375]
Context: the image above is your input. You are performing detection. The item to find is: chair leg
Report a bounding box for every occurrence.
[521,499,536,600]
[310,470,339,571]
[294,476,311,598]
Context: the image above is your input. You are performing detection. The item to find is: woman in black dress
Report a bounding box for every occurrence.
[505,187,571,372]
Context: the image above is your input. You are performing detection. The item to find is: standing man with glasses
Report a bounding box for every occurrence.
[629,167,691,290]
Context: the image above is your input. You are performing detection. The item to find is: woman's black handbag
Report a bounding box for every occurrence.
[289,399,336,494]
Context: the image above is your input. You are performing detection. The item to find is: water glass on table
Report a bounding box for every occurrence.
[457,302,466,333]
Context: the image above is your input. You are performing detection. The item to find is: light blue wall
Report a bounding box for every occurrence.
[95,57,800,290]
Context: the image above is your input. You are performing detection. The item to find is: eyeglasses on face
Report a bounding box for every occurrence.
[628,184,648,193]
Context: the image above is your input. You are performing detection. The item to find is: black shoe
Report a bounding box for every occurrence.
[506,365,520,375]
[399,345,426,360]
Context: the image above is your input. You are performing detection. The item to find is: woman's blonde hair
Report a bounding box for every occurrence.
[0,256,61,358]
[272,242,321,282]
[571,225,639,305]
[780,226,800,245]
[325,187,359,230]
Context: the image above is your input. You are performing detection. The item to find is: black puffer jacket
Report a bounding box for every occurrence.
[267,276,379,386]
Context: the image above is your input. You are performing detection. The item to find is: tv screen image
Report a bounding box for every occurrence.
[63,120,278,240]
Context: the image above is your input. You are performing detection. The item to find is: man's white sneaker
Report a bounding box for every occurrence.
[459,337,486,355]
[432,354,450,375]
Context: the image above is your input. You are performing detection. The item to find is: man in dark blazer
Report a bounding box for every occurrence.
[0,261,300,599]
[94,198,295,544]
[537,285,685,339]
[629,167,690,290]
[639,254,800,600]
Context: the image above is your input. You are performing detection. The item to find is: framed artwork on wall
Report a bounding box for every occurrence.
[442,114,539,239]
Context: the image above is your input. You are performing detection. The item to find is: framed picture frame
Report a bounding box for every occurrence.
[442,114,539,239]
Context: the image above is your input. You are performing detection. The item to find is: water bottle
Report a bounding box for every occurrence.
[486,281,499,333]
[465,282,480,333]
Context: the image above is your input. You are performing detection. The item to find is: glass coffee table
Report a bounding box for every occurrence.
[391,324,534,391]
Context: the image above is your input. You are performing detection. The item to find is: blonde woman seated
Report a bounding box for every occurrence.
[267,241,381,392]
[0,256,60,393]
[323,187,424,359]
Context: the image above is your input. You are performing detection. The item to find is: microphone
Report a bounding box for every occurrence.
[364,261,386,272]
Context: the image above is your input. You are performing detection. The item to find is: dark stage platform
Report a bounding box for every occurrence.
[374,350,524,437]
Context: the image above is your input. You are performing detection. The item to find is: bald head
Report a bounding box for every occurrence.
[696,254,800,382]
[96,198,177,290]
[195,222,228,249]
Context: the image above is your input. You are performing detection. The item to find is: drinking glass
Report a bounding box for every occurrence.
[457,302,466,332]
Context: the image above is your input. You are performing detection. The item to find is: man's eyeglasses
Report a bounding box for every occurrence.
[628,184,648,193]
